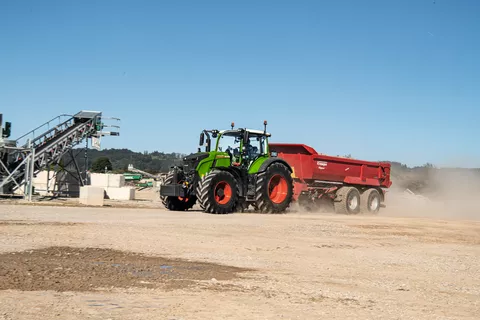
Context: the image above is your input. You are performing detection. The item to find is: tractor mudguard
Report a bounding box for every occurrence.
[257,158,292,174]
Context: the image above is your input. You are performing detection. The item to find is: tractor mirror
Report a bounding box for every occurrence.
[199,132,205,146]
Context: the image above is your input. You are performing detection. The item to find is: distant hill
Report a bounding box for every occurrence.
[62,148,480,196]
[68,147,186,174]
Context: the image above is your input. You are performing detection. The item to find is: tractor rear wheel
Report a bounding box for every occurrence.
[161,169,196,211]
[333,186,360,214]
[196,170,238,214]
[254,162,294,213]
[360,188,381,214]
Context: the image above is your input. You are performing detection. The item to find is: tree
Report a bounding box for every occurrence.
[91,156,113,173]
[423,162,436,169]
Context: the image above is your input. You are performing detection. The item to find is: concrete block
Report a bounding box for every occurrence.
[33,183,49,196]
[108,174,125,188]
[90,173,125,188]
[33,170,56,192]
[105,187,135,200]
[79,186,104,206]
[90,173,109,187]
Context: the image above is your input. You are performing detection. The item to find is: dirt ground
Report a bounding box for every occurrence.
[0,196,479,319]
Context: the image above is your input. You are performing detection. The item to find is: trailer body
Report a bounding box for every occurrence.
[268,143,392,213]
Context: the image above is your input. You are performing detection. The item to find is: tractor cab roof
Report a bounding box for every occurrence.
[219,129,271,137]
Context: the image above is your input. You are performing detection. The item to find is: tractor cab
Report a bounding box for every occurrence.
[217,129,270,168]
[198,121,271,170]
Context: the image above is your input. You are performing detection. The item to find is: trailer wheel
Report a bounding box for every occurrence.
[161,169,197,211]
[255,162,294,213]
[360,188,381,214]
[196,170,238,214]
[334,186,361,214]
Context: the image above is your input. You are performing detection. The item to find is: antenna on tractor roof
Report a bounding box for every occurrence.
[231,122,234,129]
[263,120,267,135]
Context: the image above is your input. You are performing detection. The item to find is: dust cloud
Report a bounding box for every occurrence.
[285,168,480,221]
[383,168,480,221]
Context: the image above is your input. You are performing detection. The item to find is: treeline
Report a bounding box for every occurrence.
[67,147,186,174]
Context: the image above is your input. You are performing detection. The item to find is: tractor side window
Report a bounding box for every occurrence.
[246,136,265,158]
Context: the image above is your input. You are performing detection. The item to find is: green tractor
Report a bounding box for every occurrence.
[159,121,294,214]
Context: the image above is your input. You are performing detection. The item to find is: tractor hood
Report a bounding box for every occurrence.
[183,152,210,162]
[182,152,210,172]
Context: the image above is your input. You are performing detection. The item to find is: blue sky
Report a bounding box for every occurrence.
[1,0,479,167]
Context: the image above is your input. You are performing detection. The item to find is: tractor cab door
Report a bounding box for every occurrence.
[243,134,266,169]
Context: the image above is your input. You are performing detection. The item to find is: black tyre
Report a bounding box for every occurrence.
[196,170,238,214]
[161,169,196,211]
[333,186,361,214]
[233,197,249,213]
[254,162,294,213]
[360,188,381,214]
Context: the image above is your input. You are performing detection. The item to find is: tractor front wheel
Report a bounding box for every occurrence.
[161,169,196,211]
[196,170,238,214]
[254,162,294,213]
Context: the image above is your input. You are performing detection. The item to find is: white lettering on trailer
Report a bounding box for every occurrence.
[317,161,327,170]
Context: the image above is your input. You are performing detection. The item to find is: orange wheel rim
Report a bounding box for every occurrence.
[214,181,232,205]
[268,174,288,204]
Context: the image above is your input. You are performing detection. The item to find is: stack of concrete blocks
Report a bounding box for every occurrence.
[32,170,56,196]
[89,173,135,200]
[33,170,81,197]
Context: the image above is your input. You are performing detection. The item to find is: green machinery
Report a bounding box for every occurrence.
[159,121,294,214]
[123,173,154,188]
[124,173,143,181]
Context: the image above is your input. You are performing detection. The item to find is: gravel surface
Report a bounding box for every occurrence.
[0,203,479,319]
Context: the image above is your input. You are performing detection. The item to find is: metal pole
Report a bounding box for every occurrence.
[24,140,31,198]
[24,157,30,198]
[70,149,84,187]
[47,163,50,195]
[84,138,88,185]
[28,146,35,201]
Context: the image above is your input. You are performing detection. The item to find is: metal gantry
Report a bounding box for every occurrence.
[0,110,120,199]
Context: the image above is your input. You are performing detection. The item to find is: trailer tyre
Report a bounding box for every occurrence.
[161,169,196,211]
[255,162,294,213]
[196,170,239,214]
[334,186,361,214]
[360,188,381,214]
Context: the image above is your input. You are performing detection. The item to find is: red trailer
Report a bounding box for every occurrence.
[269,143,392,214]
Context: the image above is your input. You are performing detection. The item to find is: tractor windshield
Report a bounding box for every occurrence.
[217,132,242,157]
